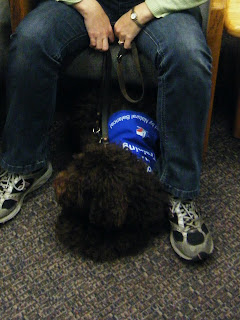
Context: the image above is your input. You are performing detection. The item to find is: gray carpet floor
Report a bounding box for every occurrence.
[1,92,240,320]
[1,38,240,319]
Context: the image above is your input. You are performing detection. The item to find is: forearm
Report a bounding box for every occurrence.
[56,0,107,21]
[56,0,98,15]
[133,2,155,26]
[72,0,97,17]
[55,0,208,22]
[122,0,208,27]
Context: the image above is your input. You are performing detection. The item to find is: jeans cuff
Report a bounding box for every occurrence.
[0,158,47,174]
[160,180,199,200]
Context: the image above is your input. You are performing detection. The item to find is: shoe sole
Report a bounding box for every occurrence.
[0,162,53,224]
[170,232,214,261]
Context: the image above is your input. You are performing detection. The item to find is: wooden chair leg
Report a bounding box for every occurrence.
[203,0,226,157]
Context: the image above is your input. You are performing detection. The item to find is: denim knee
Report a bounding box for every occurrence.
[11,17,61,65]
[153,30,212,85]
[10,1,87,65]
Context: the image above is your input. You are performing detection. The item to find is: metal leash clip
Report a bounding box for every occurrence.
[117,45,128,63]
[93,112,101,137]
[99,136,109,146]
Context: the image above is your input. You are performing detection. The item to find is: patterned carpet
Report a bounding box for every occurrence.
[1,45,240,319]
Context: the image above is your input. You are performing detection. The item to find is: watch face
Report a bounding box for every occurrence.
[131,12,137,20]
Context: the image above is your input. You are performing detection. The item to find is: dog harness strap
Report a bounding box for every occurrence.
[117,42,144,104]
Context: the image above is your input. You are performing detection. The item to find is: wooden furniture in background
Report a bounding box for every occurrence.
[204,0,226,154]
[8,0,226,156]
[8,0,38,32]
[225,0,240,138]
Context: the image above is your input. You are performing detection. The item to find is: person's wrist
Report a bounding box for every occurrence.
[130,7,144,28]
[73,0,96,16]
[73,0,83,6]
[132,3,154,26]
[73,0,85,13]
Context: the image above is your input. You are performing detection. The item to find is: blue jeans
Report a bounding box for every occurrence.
[0,0,212,199]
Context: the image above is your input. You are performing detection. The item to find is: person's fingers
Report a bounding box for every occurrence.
[102,37,109,51]
[124,39,132,49]
[96,36,103,50]
[108,29,115,43]
[89,36,96,48]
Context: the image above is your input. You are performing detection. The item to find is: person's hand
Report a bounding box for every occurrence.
[114,3,154,49]
[114,11,141,49]
[74,0,114,51]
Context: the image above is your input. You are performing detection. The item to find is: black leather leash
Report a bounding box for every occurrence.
[94,49,112,145]
[117,41,144,104]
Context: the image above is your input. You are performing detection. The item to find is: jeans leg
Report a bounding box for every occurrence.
[0,0,89,174]
[136,9,212,199]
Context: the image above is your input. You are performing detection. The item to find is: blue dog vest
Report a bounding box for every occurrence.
[108,110,159,172]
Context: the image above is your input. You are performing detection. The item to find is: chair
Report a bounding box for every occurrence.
[8,0,226,156]
[225,0,240,139]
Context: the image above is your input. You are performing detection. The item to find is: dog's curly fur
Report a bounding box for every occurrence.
[53,90,167,230]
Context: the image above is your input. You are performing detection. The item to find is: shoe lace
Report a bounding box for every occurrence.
[170,198,200,231]
[0,171,26,196]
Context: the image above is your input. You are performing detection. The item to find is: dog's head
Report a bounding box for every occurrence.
[54,141,166,230]
[54,143,138,229]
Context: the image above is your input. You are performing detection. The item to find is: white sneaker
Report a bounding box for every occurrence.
[168,197,214,261]
[0,162,53,223]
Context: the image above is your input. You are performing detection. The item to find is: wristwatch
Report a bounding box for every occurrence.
[130,7,144,29]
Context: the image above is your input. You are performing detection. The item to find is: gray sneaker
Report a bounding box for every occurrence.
[0,162,53,223]
[168,197,214,261]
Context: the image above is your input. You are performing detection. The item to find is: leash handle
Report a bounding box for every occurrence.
[117,42,144,104]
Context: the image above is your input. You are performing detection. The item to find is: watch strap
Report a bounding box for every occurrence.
[131,7,144,29]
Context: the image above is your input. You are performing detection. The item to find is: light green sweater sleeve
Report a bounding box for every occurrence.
[145,0,208,18]
[56,0,208,18]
